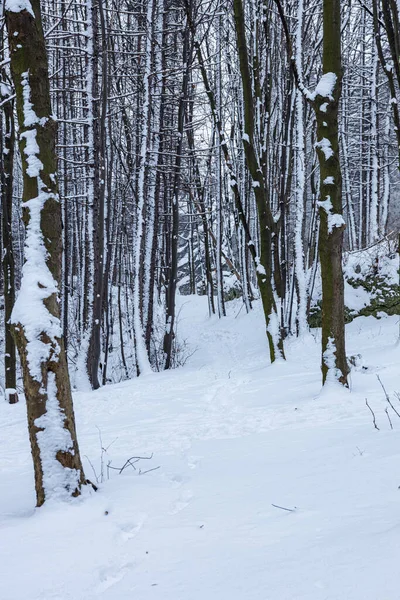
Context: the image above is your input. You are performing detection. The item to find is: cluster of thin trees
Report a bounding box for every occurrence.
[0,0,399,504]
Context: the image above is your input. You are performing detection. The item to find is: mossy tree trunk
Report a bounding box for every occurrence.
[232,0,285,361]
[5,0,87,506]
[314,0,349,385]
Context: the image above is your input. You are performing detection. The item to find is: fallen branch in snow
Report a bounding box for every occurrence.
[139,466,161,476]
[366,399,380,430]
[85,479,98,492]
[271,503,297,512]
[106,454,159,478]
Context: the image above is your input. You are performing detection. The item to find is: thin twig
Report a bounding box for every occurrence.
[385,407,393,430]
[377,375,400,418]
[107,454,154,474]
[84,454,99,484]
[366,399,380,430]
[139,466,161,475]
[271,503,296,512]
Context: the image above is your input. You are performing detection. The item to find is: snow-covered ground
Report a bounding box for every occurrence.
[1,296,400,600]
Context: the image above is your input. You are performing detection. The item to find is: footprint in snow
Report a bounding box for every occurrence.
[96,561,134,592]
[169,490,193,514]
[117,512,147,542]
[187,455,201,469]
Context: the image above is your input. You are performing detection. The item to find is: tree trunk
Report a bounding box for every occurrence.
[87,0,107,389]
[5,0,86,506]
[0,77,18,403]
[314,0,348,385]
[163,26,190,369]
[232,0,285,361]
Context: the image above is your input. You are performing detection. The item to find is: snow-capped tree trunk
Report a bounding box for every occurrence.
[163,25,190,369]
[215,12,226,318]
[142,0,163,354]
[373,0,400,171]
[293,0,307,336]
[369,47,379,245]
[232,0,285,362]
[132,0,154,375]
[314,0,348,385]
[87,0,107,389]
[0,75,18,403]
[5,0,86,505]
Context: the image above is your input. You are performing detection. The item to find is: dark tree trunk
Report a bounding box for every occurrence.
[0,80,18,403]
[5,0,86,506]
[87,0,107,389]
[232,0,285,362]
[163,26,190,369]
[314,0,348,385]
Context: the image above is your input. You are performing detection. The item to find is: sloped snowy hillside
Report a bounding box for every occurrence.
[1,296,400,600]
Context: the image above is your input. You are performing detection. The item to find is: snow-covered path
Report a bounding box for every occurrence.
[1,297,400,599]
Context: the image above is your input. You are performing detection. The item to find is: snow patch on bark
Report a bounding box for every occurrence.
[5,0,34,17]
[315,138,334,160]
[11,70,62,381]
[318,196,345,234]
[311,72,337,101]
[35,372,80,501]
[323,337,341,384]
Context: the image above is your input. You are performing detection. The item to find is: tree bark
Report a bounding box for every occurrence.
[0,77,18,403]
[314,0,348,385]
[163,26,190,369]
[232,0,285,361]
[5,0,86,505]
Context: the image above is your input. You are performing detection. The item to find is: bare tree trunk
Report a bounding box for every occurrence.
[5,0,86,506]
[232,0,285,361]
[314,0,348,385]
[87,0,107,389]
[163,26,190,369]
[0,75,18,403]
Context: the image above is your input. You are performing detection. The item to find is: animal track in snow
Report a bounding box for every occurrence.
[187,455,201,469]
[117,512,147,541]
[169,489,193,514]
[96,561,134,592]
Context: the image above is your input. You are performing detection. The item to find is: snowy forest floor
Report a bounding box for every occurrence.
[2,296,400,600]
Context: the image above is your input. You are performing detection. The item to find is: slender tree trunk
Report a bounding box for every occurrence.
[314,0,348,385]
[87,0,107,389]
[232,0,285,361]
[0,81,18,403]
[5,0,86,506]
[163,26,190,369]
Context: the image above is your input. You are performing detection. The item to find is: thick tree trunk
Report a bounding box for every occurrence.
[314,0,348,385]
[5,0,86,505]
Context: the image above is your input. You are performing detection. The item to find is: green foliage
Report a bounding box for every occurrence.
[347,275,400,318]
[309,301,354,328]
[309,271,400,327]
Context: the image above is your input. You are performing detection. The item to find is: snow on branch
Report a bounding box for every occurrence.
[4,0,34,17]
